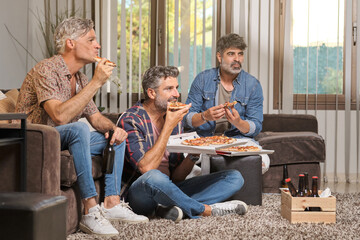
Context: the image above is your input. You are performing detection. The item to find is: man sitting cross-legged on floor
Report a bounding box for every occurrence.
[117,66,248,222]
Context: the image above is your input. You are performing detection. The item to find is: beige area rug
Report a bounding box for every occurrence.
[67,192,360,240]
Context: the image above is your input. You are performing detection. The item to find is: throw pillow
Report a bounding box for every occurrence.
[0,89,19,123]
[0,91,6,101]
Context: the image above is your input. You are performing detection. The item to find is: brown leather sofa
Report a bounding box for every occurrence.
[256,114,326,193]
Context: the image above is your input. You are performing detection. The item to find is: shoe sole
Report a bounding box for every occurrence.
[106,218,149,224]
[156,206,183,223]
[79,222,118,237]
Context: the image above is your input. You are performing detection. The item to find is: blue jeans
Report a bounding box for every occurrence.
[55,122,125,199]
[127,169,244,218]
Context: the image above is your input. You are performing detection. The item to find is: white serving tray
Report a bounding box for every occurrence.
[166,132,274,156]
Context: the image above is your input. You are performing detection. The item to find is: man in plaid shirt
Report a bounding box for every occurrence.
[118,66,248,221]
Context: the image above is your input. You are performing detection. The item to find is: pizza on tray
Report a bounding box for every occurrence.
[223,101,237,108]
[181,136,236,146]
[169,101,188,111]
[94,56,117,67]
[218,145,261,152]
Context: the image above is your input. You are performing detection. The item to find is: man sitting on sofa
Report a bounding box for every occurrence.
[184,33,269,174]
[117,65,248,222]
[15,17,148,237]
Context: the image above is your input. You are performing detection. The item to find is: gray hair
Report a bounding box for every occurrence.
[54,17,94,54]
[216,33,247,55]
[142,66,179,100]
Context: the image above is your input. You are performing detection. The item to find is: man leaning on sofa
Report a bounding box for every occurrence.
[15,17,148,237]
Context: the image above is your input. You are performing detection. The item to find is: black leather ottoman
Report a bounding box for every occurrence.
[210,155,262,205]
[0,192,67,240]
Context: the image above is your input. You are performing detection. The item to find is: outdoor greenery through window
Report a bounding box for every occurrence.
[292,0,344,96]
[117,0,151,94]
[166,0,215,92]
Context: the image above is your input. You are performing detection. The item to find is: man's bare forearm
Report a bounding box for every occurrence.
[52,80,102,125]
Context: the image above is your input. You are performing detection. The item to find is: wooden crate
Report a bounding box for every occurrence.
[280,189,336,223]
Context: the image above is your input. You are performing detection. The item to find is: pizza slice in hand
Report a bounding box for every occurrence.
[223,101,237,108]
[94,56,117,67]
[169,101,188,111]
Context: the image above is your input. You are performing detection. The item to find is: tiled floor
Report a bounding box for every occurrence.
[322,182,360,193]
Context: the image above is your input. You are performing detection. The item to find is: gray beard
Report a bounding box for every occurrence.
[220,60,242,75]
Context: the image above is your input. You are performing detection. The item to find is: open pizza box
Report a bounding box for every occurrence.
[167,132,274,156]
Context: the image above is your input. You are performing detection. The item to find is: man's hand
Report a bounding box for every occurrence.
[105,127,128,145]
[203,105,226,121]
[93,58,115,87]
[165,103,191,130]
[224,106,250,133]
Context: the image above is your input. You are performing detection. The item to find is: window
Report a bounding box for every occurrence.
[116,0,217,106]
[274,0,346,110]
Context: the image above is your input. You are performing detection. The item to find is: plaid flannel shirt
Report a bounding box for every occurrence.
[117,101,184,197]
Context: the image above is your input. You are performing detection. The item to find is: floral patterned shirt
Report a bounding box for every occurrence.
[15,55,98,126]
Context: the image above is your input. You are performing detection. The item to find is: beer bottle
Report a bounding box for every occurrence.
[103,130,115,174]
[281,165,289,188]
[311,176,320,197]
[297,174,306,197]
[304,172,311,196]
[285,178,298,197]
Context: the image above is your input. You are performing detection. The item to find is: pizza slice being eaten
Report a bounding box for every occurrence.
[169,101,188,111]
[223,101,237,108]
[94,56,117,67]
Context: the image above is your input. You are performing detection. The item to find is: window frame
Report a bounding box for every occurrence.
[273,0,357,111]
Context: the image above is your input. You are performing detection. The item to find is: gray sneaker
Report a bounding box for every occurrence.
[100,202,149,223]
[79,204,118,236]
[155,205,183,222]
[210,200,248,216]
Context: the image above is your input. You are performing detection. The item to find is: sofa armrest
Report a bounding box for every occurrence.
[262,114,318,133]
[0,123,61,195]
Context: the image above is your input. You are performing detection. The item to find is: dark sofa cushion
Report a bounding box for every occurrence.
[257,131,325,165]
[60,151,104,187]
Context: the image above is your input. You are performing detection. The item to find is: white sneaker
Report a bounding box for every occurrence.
[79,204,118,236]
[100,202,149,223]
[210,200,248,216]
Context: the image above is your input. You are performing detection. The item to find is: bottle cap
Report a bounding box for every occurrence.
[299,174,305,177]
[312,176,318,179]
[285,178,291,183]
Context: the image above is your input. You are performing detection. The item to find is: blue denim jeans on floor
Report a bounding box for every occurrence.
[127,169,244,218]
[55,122,125,199]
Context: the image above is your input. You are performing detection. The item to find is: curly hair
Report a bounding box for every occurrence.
[216,33,247,55]
[54,17,94,54]
[142,66,179,100]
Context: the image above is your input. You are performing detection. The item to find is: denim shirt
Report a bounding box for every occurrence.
[184,68,263,139]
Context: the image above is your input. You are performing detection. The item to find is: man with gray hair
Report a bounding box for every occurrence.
[16,17,148,237]
[117,65,248,222]
[184,33,269,174]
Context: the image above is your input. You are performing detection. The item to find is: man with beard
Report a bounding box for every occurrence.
[117,66,248,222]
[184,33,269,173]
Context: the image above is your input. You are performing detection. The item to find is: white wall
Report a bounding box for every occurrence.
[0,0,40,89]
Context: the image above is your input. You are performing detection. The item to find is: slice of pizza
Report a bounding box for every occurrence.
[94,56,117,67]
[169,101,188,111]
[219,145,261,152]
[181,137,209,146]
[223,101,237,108]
